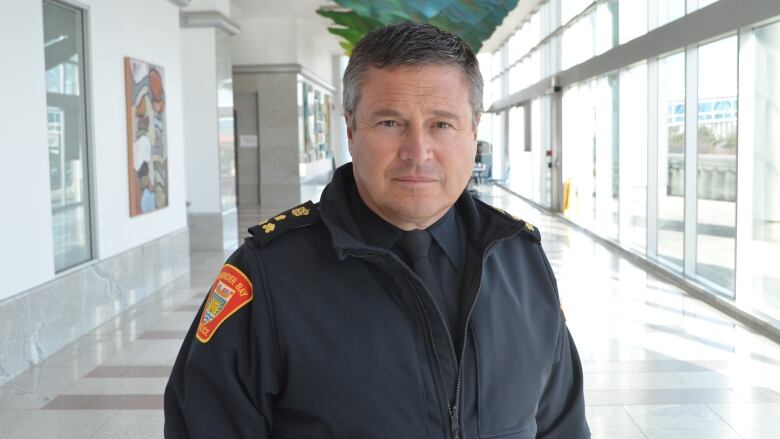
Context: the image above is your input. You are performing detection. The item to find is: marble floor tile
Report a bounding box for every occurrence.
[86,365,172,378]
[61,377,168,395]
[584,372,686,390]
[623,404,738,433]
[0,409,114,439]
[709,403,780,438]
[586,388,744,405]
[43,394,163,410]
[585,405,646,438]
[0,365,93,410]
[101,340,183,366]
[137,330,187,340]
[148,310,199,332]
[87,410,164,439]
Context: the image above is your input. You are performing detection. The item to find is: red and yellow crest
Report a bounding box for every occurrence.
[196,264,253,343]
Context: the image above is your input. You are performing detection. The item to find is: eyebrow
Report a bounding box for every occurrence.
[368,109,461,120]
[431,110,460,120]
[369,109,403,118]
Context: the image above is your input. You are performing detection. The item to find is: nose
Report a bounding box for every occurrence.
[399,125,432,164]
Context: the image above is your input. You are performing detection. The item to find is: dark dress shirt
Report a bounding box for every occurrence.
[348,184,466,339]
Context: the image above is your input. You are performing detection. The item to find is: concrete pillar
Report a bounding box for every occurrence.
[180,8,240,250]
[233,65,336,210]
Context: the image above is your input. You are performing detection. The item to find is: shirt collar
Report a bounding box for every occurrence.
[427,206,460,270]
[348,184,404,250]
[349,184,461,269]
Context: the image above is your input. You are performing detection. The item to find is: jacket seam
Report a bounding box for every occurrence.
[537,243,565,366]
[253,249,285,390]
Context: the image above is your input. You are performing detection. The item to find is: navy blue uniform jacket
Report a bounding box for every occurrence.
[164,163,589,438]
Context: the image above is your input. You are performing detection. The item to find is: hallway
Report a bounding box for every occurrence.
[1,185,778,438]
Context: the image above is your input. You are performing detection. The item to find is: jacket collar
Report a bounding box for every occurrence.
[319,163,522,259]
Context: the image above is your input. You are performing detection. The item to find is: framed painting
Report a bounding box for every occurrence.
[124,57,168,216]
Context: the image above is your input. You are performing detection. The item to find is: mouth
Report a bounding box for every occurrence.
[393,176,438,184]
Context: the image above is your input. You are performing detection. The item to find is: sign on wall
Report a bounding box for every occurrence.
[124,57,168,216]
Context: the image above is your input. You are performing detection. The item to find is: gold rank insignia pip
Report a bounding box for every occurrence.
[196,264,253,343]
[249,200,320,247]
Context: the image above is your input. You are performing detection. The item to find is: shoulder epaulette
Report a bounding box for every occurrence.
[519,220,541,243]
[248,201,321,247]
[493,206,541,243]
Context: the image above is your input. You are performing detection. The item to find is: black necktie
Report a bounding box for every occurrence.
[397,230,447,322]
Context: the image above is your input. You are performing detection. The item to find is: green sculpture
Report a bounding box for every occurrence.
[317,0,519,54]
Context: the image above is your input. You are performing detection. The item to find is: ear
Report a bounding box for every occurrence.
[345,112,354,156]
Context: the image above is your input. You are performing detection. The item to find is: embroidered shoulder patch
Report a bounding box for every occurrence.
[248,200,321,247]
[196,264,253,343]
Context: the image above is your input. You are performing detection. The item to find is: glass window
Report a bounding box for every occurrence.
[619,0,647,44]
[657,0,685,28]
[508,29,524,64]
[594,74,619,239]
[507,105,528,196]
[529,50,541,86]
[595,0,618,56]
[562,82,596,227]
[508,63,522,94]
[492,111,507,180]
[657,51,686,270]
[562,0,592,25]
[746,20,780,320]
[619,62,648,253]
[44,0,93,272]
[562,12,594,70]
[492,47,503,81]
[696,35,738,292]
[694,0,718,10]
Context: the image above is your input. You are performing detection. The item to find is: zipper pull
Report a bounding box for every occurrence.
[449,405,460,439]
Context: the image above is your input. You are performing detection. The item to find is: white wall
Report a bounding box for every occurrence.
[181,27,222,213]
[0,1,56,299]
[231,17,298,65]
[0,0,189,301]
[296,18,341,86]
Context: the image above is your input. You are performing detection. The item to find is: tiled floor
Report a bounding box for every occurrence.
[1,184,779,438]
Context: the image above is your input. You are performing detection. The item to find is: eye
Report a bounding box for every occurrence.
[434,121,452,129]
[379,120,399,127]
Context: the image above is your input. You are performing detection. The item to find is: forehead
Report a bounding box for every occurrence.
[358,65,471,115]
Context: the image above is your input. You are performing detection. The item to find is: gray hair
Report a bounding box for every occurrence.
[343,22,483,130]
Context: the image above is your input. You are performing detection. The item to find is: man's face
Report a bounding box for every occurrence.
[347,65,478,230]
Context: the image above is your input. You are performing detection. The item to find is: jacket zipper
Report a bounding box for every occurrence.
[345,228,520,439]
[449,231,520,439]
[344,250,455,439]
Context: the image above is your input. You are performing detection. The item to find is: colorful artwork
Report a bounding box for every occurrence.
[124,57,168,216]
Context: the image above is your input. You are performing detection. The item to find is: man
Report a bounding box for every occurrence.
[165,22,589,439]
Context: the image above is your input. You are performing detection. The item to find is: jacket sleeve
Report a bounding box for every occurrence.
[535,248,590,439]
[164,244,280,438]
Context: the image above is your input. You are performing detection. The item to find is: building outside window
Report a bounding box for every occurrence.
[696,35,738,292]
[43,0,94,272]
